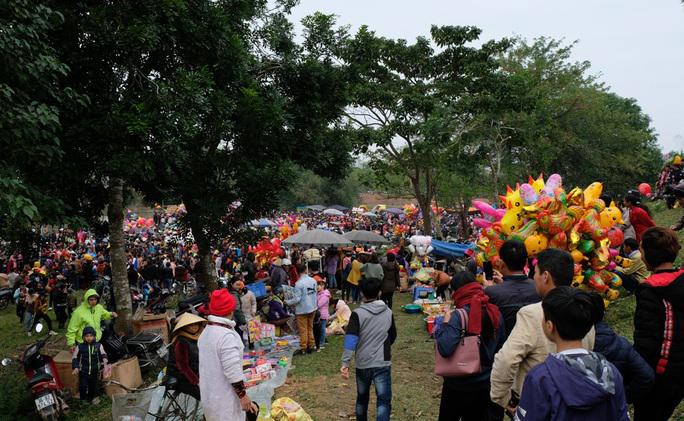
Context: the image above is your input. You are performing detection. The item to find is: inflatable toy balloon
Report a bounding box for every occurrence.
[606,261,617,271]
[137,217,146,226]
[529,174,545,195]
[500,209,524,235]
[600,203,623,229]
[472,200,503,221]
[542,174,562,197]
[571,249,585,264]
[638,183,652,197]
[607,228,624,248]
[524,233,549,256]
[500,185,523,210]
[579,209,606,241]
[146,218,154,228]
[578,239,595,254]
[572,274,584,287]
[583,182,603,207]
[510,221,538,241]
[587,199,606,213]
[586,271,609,293]
[473,218,493,229]
[549,232,568,249]
[520,184,538,206]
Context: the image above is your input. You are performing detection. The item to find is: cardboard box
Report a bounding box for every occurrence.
[132,310,172,344]
[53,350,79,396]
[105,356,143,397]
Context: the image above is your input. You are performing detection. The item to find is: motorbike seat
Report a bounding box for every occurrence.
[27,372,53,388]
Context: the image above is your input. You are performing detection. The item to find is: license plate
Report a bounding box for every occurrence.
[35,393,55,411]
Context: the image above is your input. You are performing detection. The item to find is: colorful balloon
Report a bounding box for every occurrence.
[524,233,549,256]
[607,228,624,248]
[520,184,538,206]
[529,174,545,195]
[542,174,562,197]
[500,209,524,235]
[583,182,603,207]
[638,183,652,197]
[599,202,624,229]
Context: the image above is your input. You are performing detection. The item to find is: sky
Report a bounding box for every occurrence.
[289,0,684,152]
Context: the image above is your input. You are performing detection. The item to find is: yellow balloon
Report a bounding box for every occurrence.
[500,209,524,235]
[599,203,624,229]
[583,182,603,208]
[524,233,549,256]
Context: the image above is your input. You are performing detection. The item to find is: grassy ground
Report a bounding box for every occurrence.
[0,202,681,420]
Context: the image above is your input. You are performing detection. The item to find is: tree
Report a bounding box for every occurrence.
[341,26,510,235]
[0,0,87,250]
[494,38,662,195]
[140,7,352,289]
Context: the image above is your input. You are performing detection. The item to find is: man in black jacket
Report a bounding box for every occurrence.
[633,227,684,421]
[485,240,540,338]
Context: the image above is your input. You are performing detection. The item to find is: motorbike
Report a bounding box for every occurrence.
[100,320,166,372]
[0,286,13,310]
[3,324,67,420]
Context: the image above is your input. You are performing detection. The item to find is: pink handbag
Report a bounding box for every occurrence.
[434,308,482,377]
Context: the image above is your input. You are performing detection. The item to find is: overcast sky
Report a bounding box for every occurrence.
[289,0,684,151]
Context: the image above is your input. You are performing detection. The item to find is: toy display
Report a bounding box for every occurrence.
[474,174,624,304]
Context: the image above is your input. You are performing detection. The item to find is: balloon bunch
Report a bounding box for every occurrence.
[248,238,284,266]
[123,217,155,233]
[403,204,419,220]
[393,224,410,236]
[474,174,626,304]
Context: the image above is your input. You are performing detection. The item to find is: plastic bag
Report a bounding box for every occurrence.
[270,397,313,421]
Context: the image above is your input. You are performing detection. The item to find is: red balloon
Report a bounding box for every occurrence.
[146,218,154,228]
[638,183,652,196]
[607,228,624,248]
[136,217,146,226]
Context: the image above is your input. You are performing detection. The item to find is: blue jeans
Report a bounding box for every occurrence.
[355,366,392,421]
[327,273,337,289]
[350,284,360,303]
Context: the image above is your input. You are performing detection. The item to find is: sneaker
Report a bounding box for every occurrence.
[27,332,32,337]
[316,348,321,353]
[92,397,101,405]
[48,331,58,336]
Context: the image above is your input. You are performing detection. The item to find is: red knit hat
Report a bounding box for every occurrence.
[208,289,237,316]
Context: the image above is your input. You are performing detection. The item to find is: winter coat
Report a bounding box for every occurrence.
[347,260,362,286]
[285,275,318,315]
[593,321,654,403]
[66,289,113,346]
[167,336,200,386]
[629,206,655,243]
[72,341,107,376]
[198,315,245,421]
[435,304,506,389]
[380,261,400,294]
[240,290,257,321]
[490,302,595,408]
[485,274,541,338]
[317,289,331,320]
[515,352,629,421]
[342,300,397,369]
[634,269,684,379]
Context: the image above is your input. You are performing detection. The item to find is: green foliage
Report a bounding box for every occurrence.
[279,166,366,209]
[0,0,84,237]
[341,25,511,233]
[491,38,662,195]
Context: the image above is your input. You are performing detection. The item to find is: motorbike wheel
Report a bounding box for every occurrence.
[0,296,9,310]
[40,405,59,421]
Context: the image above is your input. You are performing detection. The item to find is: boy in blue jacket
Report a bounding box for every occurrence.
[515,287,628,421]
[72,326,108,401]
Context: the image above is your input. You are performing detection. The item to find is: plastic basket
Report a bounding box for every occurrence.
[246,281,267,299]
[111,389,153,421]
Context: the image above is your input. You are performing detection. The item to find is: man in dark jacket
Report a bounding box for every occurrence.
[380,253,400,309]
[485,240,540,337]
[593,321,654,403]
[633,227,684,421]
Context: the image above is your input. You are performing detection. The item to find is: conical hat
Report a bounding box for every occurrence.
[172,313,206,334]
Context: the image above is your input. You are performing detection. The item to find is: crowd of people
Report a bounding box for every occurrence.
[0,180,683,420]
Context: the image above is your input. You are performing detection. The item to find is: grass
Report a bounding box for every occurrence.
[0,201,681,420]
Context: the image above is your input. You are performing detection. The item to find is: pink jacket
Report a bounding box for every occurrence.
[317,289,331,320]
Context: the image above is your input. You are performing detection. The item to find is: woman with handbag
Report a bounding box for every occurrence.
[434,271,505,421]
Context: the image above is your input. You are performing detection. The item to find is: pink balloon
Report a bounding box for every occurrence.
[609,248,619,258]
[146,218,154,228]
[472,200,501,220]
[137,217,146,226]
[606,262,617,271]
[473,218,493,229]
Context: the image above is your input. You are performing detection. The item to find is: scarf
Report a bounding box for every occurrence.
[452,282,500,336]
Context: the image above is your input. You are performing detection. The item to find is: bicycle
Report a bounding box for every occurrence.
[104,377,201,420]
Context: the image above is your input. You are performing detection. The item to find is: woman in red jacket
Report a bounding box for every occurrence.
[625,193,656,243]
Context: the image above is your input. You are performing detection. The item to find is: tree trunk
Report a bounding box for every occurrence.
[190,222,217,292]
[108,178,133,334]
